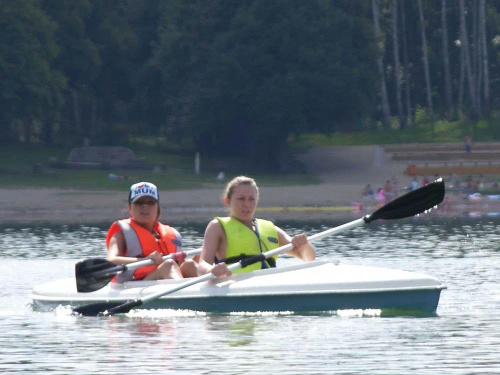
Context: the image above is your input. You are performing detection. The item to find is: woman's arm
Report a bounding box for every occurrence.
[198,219,232,277]
[106,230,164,265]
[276,227,316,261]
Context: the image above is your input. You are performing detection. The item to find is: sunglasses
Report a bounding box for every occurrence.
[133,199,157,206]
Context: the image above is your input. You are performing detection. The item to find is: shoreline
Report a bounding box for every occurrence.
[1,185,497,226]
[4,144,499,226]
[0,185,368,225]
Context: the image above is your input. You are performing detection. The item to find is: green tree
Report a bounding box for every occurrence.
[43,0,151,145]
[152,0,377,167]
[87,0,140,144]
[41,0,100,143]
[0,0,66,144]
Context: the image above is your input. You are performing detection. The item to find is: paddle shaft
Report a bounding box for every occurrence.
[128,218,367,307]
[90,248,202,278]
[255,218,366,260]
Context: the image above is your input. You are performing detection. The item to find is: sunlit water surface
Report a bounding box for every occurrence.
[1,217,500,374]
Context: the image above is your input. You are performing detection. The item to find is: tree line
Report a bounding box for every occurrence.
[1,0,499,165]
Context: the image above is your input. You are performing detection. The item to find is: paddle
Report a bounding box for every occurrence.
[75,248,202,293]
[73,178,445,317]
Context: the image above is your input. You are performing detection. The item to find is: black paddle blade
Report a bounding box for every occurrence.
[365,178,445,223]
[72,299,143,317]
[72,301,125,316]
[75,258,118,293]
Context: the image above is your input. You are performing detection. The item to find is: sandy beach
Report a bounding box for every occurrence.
[0,145,458,225]
[0,183,380,225]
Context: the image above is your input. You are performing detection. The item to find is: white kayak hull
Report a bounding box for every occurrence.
[32,260,446,313]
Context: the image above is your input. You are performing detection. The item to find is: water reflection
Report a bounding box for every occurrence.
[204,315,257,347]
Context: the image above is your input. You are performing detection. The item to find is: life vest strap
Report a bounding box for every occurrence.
[217,254,276,268]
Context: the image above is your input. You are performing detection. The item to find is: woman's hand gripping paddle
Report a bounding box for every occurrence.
[75,248,202,293]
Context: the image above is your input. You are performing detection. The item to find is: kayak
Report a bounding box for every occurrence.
[32,260,446,313]
[32,179,447,316]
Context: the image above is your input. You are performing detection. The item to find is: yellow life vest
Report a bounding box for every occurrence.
[216,217,279,273]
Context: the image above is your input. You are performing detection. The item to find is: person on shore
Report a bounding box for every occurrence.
[106,182,198,282]
[410,176,419,191]
[197,176,316,277]
[376,187,386,205]
[383,179,394,202]
[391,176,399,198]
[478,175,486,191]
[362,184,374,200]
[465,135,472,153]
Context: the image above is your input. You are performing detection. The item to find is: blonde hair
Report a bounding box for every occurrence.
[222,176,259,202]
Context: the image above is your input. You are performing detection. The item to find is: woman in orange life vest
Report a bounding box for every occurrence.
[197,176,316,277]
[106,182,199,281]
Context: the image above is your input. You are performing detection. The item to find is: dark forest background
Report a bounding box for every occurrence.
[1,0,499,166]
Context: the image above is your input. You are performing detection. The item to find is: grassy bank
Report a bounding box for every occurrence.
[290,118,499,148]
[4,118,499,190]
[0,143,319,190]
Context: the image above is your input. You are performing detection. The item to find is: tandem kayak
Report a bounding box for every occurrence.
[32,260,446,314]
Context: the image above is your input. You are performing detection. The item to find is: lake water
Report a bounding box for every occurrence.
[1,215,500,374]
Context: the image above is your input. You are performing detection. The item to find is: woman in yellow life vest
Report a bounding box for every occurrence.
[198,176,316,277]
[106,182,198,281]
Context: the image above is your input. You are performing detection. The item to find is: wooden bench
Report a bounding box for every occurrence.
[406,161,500,176]
[393,152,500,161]
[385,143,500,153]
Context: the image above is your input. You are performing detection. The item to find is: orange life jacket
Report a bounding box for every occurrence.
[105,218,182,281]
